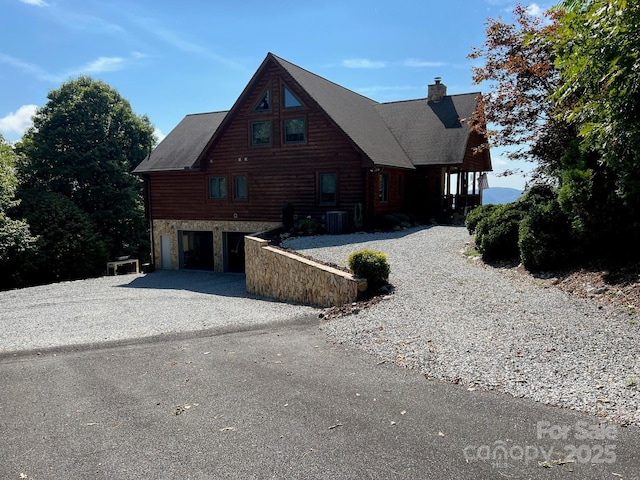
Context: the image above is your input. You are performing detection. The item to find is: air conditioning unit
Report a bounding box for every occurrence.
[326,211,348,234]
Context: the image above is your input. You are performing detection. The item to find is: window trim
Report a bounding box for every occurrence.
[251,120,271,147]
[209,176,228,199]
[318,172,337,206]
[283,117,306,144]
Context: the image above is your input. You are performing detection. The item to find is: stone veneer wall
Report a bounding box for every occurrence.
[152,219,280,272]
[245,235,366,308]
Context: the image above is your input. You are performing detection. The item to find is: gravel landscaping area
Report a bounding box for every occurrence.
[0,270,317,354]
[284,225,640,426]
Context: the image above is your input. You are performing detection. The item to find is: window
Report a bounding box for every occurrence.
[234,176,247,199]
[254,90,270,112]
[319,173,337,205]
[378,173,389,203]
[209,177,227,199]
[398,173,403,197]
[283,86,302,108]
[284,118,305,144]
[251,121,271,146]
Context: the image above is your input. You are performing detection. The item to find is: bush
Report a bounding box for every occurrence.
[465,204,499,234]
[475,203,524,261]
[348,249,391,289]
[298,217,319,235]
[519,199,574,271]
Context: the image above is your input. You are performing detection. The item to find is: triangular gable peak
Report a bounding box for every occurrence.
[197,53,414,171]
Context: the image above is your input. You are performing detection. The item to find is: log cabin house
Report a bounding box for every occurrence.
[133,53,491,273]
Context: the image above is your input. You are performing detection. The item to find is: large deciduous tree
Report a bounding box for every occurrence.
[18,76,155,277]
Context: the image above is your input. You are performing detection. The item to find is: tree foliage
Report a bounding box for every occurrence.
[18,76,155,264]
[0,134,38,289]
[468,4,563,172]
[554,0,640,204]
[470,2,640,265]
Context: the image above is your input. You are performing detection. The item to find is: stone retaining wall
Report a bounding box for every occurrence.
[245,235,366,307]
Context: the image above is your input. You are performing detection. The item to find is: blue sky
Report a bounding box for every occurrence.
[0,0,552,190]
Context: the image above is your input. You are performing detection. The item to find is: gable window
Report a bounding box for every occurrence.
[283,86,303,108]
[319,173,337,205]
[209,177,227,199]
[254,90,270,112]
[284,118,305,144]
[251,121,271,146]
[234,175,247,199]
[378,173,389,203]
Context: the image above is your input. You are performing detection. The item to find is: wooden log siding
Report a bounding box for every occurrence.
[148,61,368,224]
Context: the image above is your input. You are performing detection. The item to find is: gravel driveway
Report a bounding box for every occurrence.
[0,270,317,354]
[284,225,640,426]
[3,226,638,426]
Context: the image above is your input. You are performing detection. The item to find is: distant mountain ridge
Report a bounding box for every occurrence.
[482,187,523,205]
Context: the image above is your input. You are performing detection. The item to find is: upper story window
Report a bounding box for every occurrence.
[283,86,303,108]
[209,177,227,199]
[254,90,270,112]
[251,121,271,146]
[284,118,305,144]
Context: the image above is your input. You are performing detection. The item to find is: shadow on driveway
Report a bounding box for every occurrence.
[118,269,249,297]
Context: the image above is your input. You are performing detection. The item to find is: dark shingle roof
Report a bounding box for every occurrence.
[134,54,487,174]
[376,93,480,166]
[271,54,415,170]
[133,111,227,173]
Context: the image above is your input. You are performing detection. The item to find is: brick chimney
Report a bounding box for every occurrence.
[428,77,447,102]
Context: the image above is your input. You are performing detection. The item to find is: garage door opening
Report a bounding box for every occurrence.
[224,232,248,273]
[179,231,214,270]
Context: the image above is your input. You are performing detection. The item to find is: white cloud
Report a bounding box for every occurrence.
[20,0,49,6]
[526,3,544,17]
[342,59,386,69]
[403,59,447,68]
[0,105,38,138]
[0,51,146,83]
[82,56,126,74]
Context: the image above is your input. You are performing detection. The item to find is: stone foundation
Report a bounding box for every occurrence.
[245,235,366,307]
[152,219,280,272]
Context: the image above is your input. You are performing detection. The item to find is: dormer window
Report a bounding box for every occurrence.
[283,86,303,108]
[254,90,270,112]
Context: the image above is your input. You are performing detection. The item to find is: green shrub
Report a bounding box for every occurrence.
[476,203,524,261]
[519,199,574,271]
[298,217,319,235]
[465,204,499,234]
[348,249,391,289]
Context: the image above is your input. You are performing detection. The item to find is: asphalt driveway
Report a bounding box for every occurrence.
[2,319,639,479]
[1,265,639,478]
